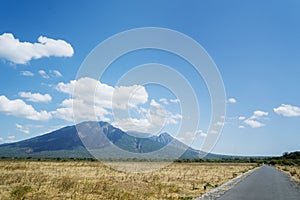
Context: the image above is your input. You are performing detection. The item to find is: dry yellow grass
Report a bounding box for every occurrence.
[277,165,300,182]
[0,161,256,200]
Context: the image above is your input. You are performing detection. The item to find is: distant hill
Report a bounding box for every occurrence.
[0,121,224,160]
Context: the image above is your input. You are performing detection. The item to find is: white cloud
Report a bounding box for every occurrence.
[19,92,52,103]
[238,116,246,120]
[0,95,51,121]
[215,121,225,126]
[20,71,34,76]
[38,70,49,79]
[8,136,15,140]
[54,77,148,122]
[228,98,237,104]
[251,110,268,119]
[112,118,152,133]
[55,77,182,133]
[50,70,62,77]
[176,130,201,144]
[238,125,245,129]
[51,99,74,122]
[15,124,30,134]
[200,132,208,137]
[38,69,63,79]
[176,129,215,143]
[150,99,161,108]
[6,136,16,143]
[0,33,74,64]
[244,119,265,128]
[114,85,148,110]
[0,137,3,141]
[209,130,218,134]
[170,99,180,103]
[113,99,182,133]
[56,79,76,93]
[273,104,300,117]
[159,98,169,105]
[195,130,208,137]
[148,100,181,127]
[242,110,268,128]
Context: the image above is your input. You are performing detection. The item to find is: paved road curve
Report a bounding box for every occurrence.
[217,165,300,200]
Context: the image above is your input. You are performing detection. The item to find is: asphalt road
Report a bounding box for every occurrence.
[217,165,300,200]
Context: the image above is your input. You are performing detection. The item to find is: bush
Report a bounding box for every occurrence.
[290,170,297,176]
[10,185,32,200]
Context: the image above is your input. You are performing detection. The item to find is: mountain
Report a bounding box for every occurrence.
[0,125,91,158]
[0,121,216,160]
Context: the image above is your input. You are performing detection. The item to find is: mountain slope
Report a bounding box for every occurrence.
[0,121,210,159]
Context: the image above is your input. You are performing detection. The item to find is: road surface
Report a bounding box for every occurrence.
[217,165,300,200]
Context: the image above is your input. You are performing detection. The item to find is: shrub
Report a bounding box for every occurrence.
[10,185,32,200]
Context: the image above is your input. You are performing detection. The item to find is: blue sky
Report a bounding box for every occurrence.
[0,0,300,156]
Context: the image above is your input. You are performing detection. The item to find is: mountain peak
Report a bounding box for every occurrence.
[152,132,174,145]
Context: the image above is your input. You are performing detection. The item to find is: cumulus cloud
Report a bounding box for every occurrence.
[149,100,181,127]
[175,130,198,144]
[112,118,152,133]
[238,125,245,129]
[175,130,205,145]
[150,99,161,108]
[0,33,74,64]
[20,71,34,76]
[19,92,52,103]
[56,77,148,109]
[56,79,76,93]
[250,110,268,119]
[51,99,75,122]
[228,98,237,104]
[15,123,30,134]
[55,77,182,133]
[54,77,148,122]
[0,95,51,121]
[117,99,182,133]
[114,85,148,110]
[242,110,268,128]
[273,104,300,117]
[244,119,265,128]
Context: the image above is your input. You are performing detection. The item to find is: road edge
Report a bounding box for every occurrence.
[195,165,261,200]
[275,166,300,188]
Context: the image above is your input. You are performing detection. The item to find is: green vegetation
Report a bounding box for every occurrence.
[175,151,300,166]
[262,151,300,166]
[1,151,299,167]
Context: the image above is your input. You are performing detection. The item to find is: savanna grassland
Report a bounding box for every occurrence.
[0,161,256,200]
[277,165,300,182]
